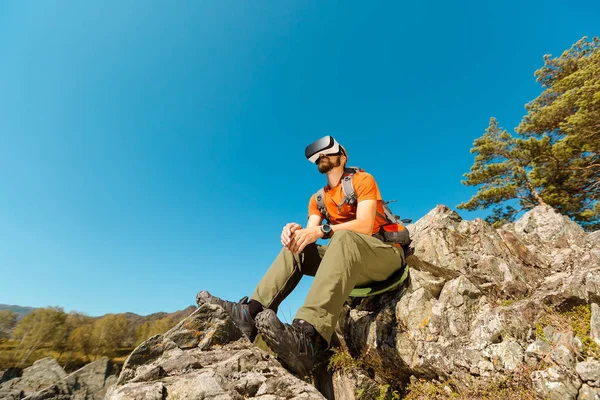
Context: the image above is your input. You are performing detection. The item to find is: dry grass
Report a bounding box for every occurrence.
[535,304,597,359]
[404,366,541,400]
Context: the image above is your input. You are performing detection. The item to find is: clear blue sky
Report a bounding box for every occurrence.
[0,1,598,319]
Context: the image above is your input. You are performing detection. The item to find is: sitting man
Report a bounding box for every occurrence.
[197,136,405,378]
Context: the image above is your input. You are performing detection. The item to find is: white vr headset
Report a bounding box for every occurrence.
[305,135,345,163]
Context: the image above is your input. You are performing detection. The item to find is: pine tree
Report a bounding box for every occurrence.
[516,36,600,230]
[458,118,545,227]
[459,36,599,230]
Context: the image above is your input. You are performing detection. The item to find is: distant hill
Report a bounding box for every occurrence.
[0,303,197,371]
[0,303,196,324]
[0,304,36,319]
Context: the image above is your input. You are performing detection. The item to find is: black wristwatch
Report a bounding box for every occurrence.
[321,224,333,239]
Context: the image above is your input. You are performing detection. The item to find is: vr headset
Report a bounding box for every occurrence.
[305,135,346,163]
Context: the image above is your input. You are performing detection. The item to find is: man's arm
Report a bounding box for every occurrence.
[306,214,323,229]
[329,199,377,235]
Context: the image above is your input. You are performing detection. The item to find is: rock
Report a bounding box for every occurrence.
[525,339,551,358]
[0,357,68,400]
[531,366,581,400]
[577,360,600,383]
[107,303,325,400]
[408,268,446,299]
[337,204,599,399]
[485,338,524,371]
[579,383,600,399]
[331,369,383,400]
[592,303,600,346]
[164,303,243,350]
[106,382,165,400]
[19,357,116,400]
[409,206,545,295]
[513,205,587,244]
[590,231,600,259]
[511,206,600,273]
[550,345,576,369]
[64,356,114,395]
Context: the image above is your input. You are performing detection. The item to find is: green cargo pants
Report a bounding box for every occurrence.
[250,230,405,345]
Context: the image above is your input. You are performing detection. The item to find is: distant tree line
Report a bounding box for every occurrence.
[0,306,194,370]
[459,36,599,230]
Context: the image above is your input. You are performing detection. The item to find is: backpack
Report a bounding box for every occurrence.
[314,166,412,249]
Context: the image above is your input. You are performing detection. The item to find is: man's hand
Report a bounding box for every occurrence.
[289,226,323,255]
[281,223,302,248]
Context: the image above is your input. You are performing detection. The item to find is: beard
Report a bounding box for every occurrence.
[317,156,341,174]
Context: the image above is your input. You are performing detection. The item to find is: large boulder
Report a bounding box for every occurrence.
[0,356,117,400]
[0,358,67,400]
[336,204,600,399]
[22,357,116,400]
[105,304,326,400]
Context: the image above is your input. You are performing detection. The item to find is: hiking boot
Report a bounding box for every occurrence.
[196,290,261,342]
[255,309,327,378]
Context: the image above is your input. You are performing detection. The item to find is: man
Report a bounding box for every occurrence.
[197,136,405,378]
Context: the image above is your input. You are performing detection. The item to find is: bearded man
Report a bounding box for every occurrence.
[197,136,405,378]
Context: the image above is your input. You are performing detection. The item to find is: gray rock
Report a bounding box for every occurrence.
[512,206,600,275]
[408,268,446,299]
[409,206,544,294]
[107,303,325,400]
[588,230,600,259]
[337,204,599,399]
[437,276,482,338]
[0,358,68,400]
[550,345,576,369]
[514,205,587,244]
[331,369,383,400]
[592,303,600,346]
[164,303,242,350]
[21,357,116,400]
[525,339,551,357]
[579,383,600,399]
[577,360,600,383]
[531,366,581,400]
[105,382,165,400]
[485,339,524,371]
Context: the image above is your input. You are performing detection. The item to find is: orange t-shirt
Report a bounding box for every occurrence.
[308,171,387,235]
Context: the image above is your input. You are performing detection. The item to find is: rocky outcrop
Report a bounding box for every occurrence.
[106,304,326,399]
[0,357,116,400]
[57,204,599,400]
[337,204,600,399]
[0,358,67,400]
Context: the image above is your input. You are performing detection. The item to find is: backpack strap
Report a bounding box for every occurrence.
[382,201,400,223]
[337,167,360,212]
[315,188,330,222]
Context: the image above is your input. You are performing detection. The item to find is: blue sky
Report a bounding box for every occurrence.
[0,1,598,319]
